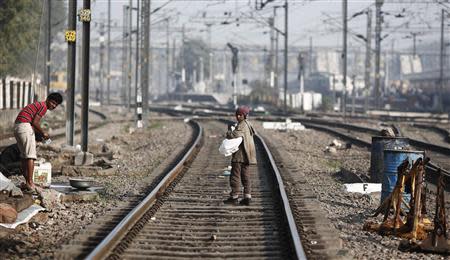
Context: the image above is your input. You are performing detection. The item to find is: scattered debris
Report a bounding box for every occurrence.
[380,128,396,137]
[0,204,45,229]
[262,119,305,131]
[325,139,352,153]
[0,172,23,197]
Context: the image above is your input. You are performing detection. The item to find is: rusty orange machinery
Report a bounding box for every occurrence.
[363,157,450,254]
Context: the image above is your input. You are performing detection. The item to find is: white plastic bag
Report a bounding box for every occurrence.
[219,137,243,156]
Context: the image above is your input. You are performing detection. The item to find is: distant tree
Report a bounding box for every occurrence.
[0,0,66,78]
[175,38,209,91]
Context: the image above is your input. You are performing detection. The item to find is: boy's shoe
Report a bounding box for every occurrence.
[223,197,239,205]
[239,198,251,206]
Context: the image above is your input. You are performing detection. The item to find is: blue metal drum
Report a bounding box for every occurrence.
[370,136,409,182]
[381,149,424,204]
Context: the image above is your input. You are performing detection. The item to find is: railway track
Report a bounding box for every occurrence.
[292,119,450,193]
[57,120,313,259]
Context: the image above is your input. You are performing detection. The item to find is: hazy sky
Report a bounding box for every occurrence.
[88,0,447,53]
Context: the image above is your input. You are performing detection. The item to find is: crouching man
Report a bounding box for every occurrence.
[223,106,257,206]
[14,93,63,192]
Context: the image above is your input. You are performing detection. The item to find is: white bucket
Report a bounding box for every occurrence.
[33,161,52,187]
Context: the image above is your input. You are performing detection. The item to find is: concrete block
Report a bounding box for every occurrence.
[74,152,94,166]
[60,145,79,154]
[61,165,102,177]
[61,191,99,202]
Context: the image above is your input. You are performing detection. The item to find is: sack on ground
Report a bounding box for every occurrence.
[219,137,243,156]
[0,203,17,223]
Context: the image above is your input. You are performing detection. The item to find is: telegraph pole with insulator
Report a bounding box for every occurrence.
[65,0,76,146]
[107,0,111,105]
[80,0,91,153]
[46,0,52,94]
[283,0,288,114]
[342,0,348,117]
[364,8,372,112]
[439,9,445,113]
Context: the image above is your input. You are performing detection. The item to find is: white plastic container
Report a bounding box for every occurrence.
[33,161,52,187]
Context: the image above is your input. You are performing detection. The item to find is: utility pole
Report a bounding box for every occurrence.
[332,74,336,110]
[171,38,176,94]
[99,21,105,105]
[206,23,213,84]
[412,32,417,57]
[269,15,275,88]
[107,0,111,105]
[342,0,348,117]
[127,0,133,110]
[298,53,304,112]
[374,0,383,109]
[227,43,239,107]
[439,9,445,113]
[166,18,170,94]
[80,0,91,153]
[122,5,128,105]
[46,0,51,94]
[283,0,288,114]
[351,75,356,116]
[139,0,150,128]
[65,0,76,146]
[364,8,372,112]
[309,37,313,76]
[135,0,140,118]
[181,24,186,86]
[199,57,204,82]
[275,30,279,92]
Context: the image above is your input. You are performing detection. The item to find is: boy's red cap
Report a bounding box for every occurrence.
[235,106,250,116]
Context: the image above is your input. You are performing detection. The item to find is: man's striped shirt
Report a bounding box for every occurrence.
[15,101,47,123]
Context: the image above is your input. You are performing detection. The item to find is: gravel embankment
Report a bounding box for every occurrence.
[0,116,191,259]
[255,121,445,260]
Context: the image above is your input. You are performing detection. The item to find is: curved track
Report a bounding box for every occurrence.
[57,120,307,259]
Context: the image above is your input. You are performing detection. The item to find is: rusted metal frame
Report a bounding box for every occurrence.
[85,121,203,260]
[393,170,406,231]
[411,159,424,239]
[255,133,307,260]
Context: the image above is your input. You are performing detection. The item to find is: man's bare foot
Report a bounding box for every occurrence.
[20,182,41,194]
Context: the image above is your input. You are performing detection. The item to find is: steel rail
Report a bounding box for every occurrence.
[298,121,450,177]
[85,120,203,260]
[218,118,307,260]
[255,133,307,260]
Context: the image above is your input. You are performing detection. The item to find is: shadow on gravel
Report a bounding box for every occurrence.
[0,238,27,254]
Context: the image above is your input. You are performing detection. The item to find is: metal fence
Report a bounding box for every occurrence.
[0,79,47,109]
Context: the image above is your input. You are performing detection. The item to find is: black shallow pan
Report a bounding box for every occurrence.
[69,178,93,190]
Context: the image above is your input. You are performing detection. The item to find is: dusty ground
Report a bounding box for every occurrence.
[0,107,192,259]
[1,108,448,259]
[255,121,446,260]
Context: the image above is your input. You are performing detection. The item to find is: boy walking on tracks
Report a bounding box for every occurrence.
[223,106,257,206]
[14,93,63,192]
